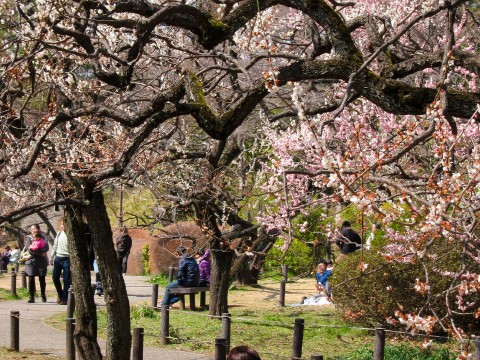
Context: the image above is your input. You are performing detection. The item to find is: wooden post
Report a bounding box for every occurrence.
[152,284,159,309]
[215,337,227,360]
[10,311,19,351]
[189,293,196,310]
[291,318,304,360]
[66,318,75,360]
[11,271,17,296]
[200,290,207,308]
[168,266,176,282]
[374,324,385,360]
[221,313,231,353]
[67,286,75,318]
[475,336,480,360]
[132,327,144,360]
[21,271,27,289]
[282,264,288,282]
[160,305,169,344]
[311,356,323,360]
[279,280,286,307]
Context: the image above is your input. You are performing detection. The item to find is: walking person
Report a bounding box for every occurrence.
[22,224,49,303]
[115,227,132,275]
[50,220,70,305]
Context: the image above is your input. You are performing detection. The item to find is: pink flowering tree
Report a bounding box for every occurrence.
[1,0,479,358]
[256,0,480,353]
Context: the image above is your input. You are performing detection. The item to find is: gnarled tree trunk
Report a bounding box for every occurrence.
[210,248,233,316]
[64,206,103,359]
[86,191,131,360]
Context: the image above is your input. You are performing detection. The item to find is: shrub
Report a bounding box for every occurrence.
[332,344,455,360]
[331,249,480,334]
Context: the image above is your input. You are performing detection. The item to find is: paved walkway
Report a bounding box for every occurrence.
[0,275,212,359]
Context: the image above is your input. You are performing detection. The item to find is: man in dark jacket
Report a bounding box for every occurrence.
[161,246,199,307]
[116,227,132,274]
[336,221,362,255]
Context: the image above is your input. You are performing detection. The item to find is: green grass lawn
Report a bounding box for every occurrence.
[48,301,456,359]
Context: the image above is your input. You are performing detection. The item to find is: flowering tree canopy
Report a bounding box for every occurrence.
[1,0,480,354]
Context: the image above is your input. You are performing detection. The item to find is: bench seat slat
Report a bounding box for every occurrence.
[170,287,209,294]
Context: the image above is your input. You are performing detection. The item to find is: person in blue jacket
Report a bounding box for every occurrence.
[315,261,332,296]
[161,246,199,307]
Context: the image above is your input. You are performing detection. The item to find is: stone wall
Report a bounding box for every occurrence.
[123,221,209,275]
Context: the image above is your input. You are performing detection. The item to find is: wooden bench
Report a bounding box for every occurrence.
[170,286,209,310]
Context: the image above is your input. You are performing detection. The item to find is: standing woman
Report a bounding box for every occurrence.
[22,224,49,303]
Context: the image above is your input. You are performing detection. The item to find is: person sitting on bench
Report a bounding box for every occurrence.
[161,246,199,307]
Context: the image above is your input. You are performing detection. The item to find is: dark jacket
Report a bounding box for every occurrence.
[116,234,132,255]
[177,255,199,287]
[199,250,211,286]
[23,235,49,277]
[336,227,362,254]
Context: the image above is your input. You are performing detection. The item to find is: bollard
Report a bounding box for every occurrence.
[311,356,323,360]
[291,318,304,360]
[168,266,176,282]
[281,264,288,282]
[215,337,227,360]
[21,271,27,289]
[66,318,75,360]
[475,336,480,360]
[160,305,169,344]
[221,313,231,353]
[11,271,17,296]
[374,324,385,360]
[132,327,144,360]
[10,311,19,351]
[67,286,75,318]
[200,290,207,308]
[152,284,159,309]
[279,280,286,307]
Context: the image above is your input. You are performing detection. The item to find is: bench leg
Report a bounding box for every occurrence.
[200,291,206,308]
[189,293,196,310]
[179,294,186,310]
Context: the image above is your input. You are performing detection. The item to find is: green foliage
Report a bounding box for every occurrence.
[104,186,158,228]
[339,205,363,232]
[130,304,159,320]
[333,345,455,360]
[142,244,150,275]
[263,238,314,275]
[149,273,170,286]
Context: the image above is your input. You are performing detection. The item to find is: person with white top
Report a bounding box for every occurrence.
[50,221,70,305]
